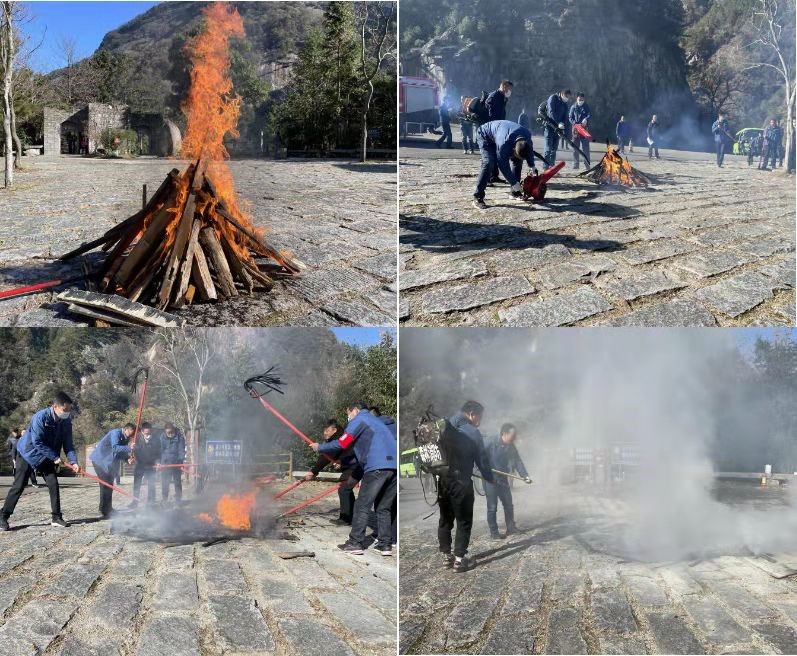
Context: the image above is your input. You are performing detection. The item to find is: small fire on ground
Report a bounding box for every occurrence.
[580,143,650,187]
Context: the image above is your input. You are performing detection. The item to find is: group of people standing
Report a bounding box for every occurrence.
[0,391,187,529]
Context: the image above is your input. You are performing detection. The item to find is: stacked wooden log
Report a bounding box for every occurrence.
[60,158,301,311]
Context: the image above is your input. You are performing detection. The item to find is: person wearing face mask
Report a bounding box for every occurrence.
[0,392,80,530]
[311,402,397,556]
[160,422,186,504]
[130,421,161,508]
[485,80,514,182]
[543,89,572,169]
[484,423,532,540]
[304,419,358,525]
[90,423,135,518]
[472,120,536,210]
[568,92,592,170]
[437,400,494,572]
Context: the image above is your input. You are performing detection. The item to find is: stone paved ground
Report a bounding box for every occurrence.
[399,478,797,655]
[0,476,396,656]
[399,136,795,326]
[0,157,397,327]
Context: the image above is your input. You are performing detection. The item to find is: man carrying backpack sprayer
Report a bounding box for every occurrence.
[472,120,536,210]
[485,423,532,540]
[312,402,397,556]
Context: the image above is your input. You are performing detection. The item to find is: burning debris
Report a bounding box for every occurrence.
[52,4,303,319]
[580,142,651,187]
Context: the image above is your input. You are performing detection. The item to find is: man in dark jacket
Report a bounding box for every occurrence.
[484,423,532,539]
[159,422,186,503]
[0,392,80,530]
[616,116,631,154]
[473,120,535,210]
[131,423,161,507]
[90,423,134,518]
[712,112,732,168]
[438,401,494,572]
[314,402,397,556]
[304,419,358,525]
[568,92,592,169]
[767,119,782,169]
[543,89,572,169]
[436,97,453,149]
[647,115,660,159]
[485,80,513,181]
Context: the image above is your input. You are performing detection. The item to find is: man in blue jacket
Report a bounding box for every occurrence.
[543,89,572,169]
[90,423,134,518]
[473,120,535,210]
[569,92,592,169]
[436,97,453,149]
[438,401,494,572]
[0,392,80,530]
[484,423,532,539]
[712,112,732,168]
[160,422,185,503]
[485,80,513,181]
[312,402,397,556]
[616,116,631,154]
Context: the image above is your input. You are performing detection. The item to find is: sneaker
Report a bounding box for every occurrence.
[440,551,455,567]
[330,518,351,526]
[453,556,469,572]
[472,198,488,210]
[50,517,69,528]
[374,544,393,556]
[0,516,9,531]
[337,541,364,555]
[490,532,504,540]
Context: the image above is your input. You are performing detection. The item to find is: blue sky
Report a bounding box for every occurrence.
[332,328,396,348]
[22,1,159,73]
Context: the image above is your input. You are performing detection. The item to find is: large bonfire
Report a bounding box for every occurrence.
[60,3,300,312]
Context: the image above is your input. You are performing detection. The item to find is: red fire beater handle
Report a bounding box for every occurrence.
[255,397,337,465]
[0,277,84,301]
[273,478,305,499]
[77,467,140,502]
[279,481,346,517]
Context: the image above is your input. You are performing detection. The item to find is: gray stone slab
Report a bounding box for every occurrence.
[320,297,395,326]
[352,252,397,281]
[536,255,618,290]
[443,595,497,648]
[490,244,572,274]
[279,616,356,656]
[549,572,586,603]
[480,613,539,654]
[289,267,378,304]
[603,298,717,326]
[499,287,612,326]
[707,580,776,623]
[623,575,669,607]
[619,239,696,265]
[116,548,154,577]
[736,237,795,259]
[152,571,198,611]
[647,612,705,655]
[547,607,588,654]
[209,595,275,652]
[399,259,488,291]
[752,621,797,654]
[692,222,772,247]
[596,270,686,301]
[670,249,755,278]
[201,559,248,595]
[591,588,638,634]
[0,574,35,615]
[599,636,649,655]
[0,599,78,656]
[399,298,409,320]
[317,592,395,645]
[774,302,796,323]
[695,272,776,317]
[135,615,200,656]
[260,576,313,613]
[757,259,796,288]
[88,582,143,627]
[682,595,748,649]
[160,544,194,570]
[41,562,106,598]
[422,276,534,314]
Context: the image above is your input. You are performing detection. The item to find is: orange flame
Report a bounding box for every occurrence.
[595,144,648,187]
[197,512,214,524]
[216,489,258,530]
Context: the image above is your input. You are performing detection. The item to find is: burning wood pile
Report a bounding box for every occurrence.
[59,159,301,311]
[580,143,650,187]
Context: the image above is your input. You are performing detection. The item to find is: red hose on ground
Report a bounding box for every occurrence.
[273,478,305,499]
[279,481,345,517]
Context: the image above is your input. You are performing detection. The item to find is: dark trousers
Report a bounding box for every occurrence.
[161,468,182,501]
[338,472,357,521]
[759,145,770,169]
[573,136,590,168]
[95,465,115,516]
[437,476,475,557]
[617,137,626,154]
[543,129,559,169]
[485,481,515,534]
[350,469,396,549]
[461,126,474,152]
[2,456,61,519]
[716,141,726,166]
[769,146,779,169]
[367,496,397,543]
[133,466,157,504]
[474,135,521,200]
[436,123,452,148]
[648,141,659,158]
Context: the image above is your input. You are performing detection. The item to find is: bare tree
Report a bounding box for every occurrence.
[743,0,796,172]
[355,1,396,162]
[1,1,14,188]
[55,32,79,106]
[149,328,217,472]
